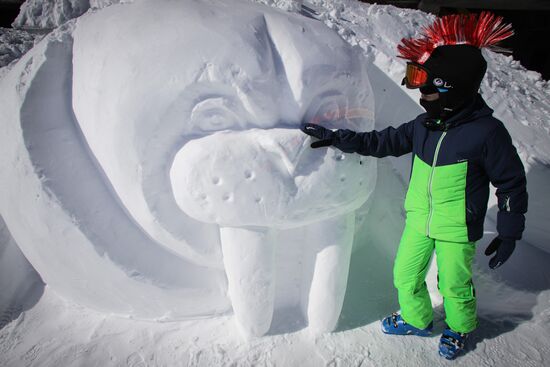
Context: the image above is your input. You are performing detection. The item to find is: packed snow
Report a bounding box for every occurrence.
[1,0,549,366]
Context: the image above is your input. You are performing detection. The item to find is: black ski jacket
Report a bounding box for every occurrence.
[331,94,527,242]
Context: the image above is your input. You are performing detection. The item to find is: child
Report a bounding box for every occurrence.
[300,12,528,360]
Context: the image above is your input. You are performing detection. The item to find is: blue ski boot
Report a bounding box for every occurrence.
[439,328,468,360]
[381,312,433,336]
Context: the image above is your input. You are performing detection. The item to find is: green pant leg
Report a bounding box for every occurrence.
[435,239,478,333]
[393,224,435,329]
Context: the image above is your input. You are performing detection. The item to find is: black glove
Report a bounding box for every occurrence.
[484,237,516,269]
[300,122,335,148]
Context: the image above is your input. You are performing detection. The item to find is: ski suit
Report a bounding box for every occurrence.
[330,94,528,333]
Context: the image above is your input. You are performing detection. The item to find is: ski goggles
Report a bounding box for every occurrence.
[401,62,430,89]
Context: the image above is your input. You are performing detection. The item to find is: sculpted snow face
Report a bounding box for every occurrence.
[1,0,375,336]
[171,128,371,227]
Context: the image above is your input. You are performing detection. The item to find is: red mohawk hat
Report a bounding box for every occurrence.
[398,12,514,64]
[398,12,514,111]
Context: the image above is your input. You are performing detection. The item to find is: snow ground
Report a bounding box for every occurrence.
[1,0,550,366]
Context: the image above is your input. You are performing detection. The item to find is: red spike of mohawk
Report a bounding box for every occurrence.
[397,11,514,64]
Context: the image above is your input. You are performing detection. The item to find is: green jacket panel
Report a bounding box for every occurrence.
[405,154,469,242]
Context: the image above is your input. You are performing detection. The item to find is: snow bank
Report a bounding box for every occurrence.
[13,0,91,29]
[12,0,125,29]
[0,27,39,71]
[0,0,375,337]
[0,0,126,75]
[255,0,303,12]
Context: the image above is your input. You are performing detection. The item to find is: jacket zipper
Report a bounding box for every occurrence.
[426,131,447,237]
[505,196,511,211]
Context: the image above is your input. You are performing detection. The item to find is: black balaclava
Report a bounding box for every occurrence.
[421,44,487,120]
[419,85,442,120]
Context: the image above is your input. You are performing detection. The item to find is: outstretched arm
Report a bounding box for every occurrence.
[300,120,415,157]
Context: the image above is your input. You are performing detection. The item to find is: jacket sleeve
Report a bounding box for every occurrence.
[331,119,415,157]
[483,122,528,240]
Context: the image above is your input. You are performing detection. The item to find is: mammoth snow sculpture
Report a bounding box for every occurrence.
[0,0,375,337]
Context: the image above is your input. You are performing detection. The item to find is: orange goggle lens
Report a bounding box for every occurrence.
[403,63,429,89]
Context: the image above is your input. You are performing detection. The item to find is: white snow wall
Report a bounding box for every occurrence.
[0,0,376,337]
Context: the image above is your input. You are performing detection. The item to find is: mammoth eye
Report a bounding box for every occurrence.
[190,97,241,132]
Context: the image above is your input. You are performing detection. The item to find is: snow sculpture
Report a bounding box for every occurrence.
[0,0,375,337]
[171,128,373,335]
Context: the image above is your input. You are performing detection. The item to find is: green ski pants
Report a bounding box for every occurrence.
[393,224,478,333]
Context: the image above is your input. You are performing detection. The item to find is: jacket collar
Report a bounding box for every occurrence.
[420,94,494,131]
[443,94,494,129]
